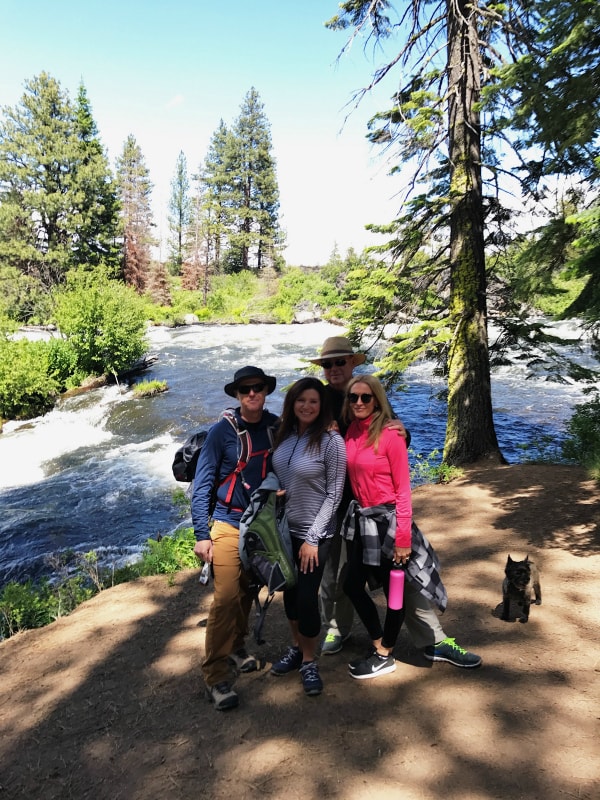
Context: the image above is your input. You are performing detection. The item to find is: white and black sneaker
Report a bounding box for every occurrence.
[205,681,239,710]
[349,651,396,680]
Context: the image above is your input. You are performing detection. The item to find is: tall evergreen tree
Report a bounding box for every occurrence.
[0,72,120,295]
[225,88,282,272]
[166,150,191,275]
[187,171,213,300]
[115,134,154,292]
[198,120,231,273]
[328,0,600,465]
[72,83,121,274]
[486,0,600,186]
[328,1,503,465]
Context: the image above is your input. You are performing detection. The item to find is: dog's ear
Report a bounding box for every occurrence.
[524,555,530,564]
[506,555,513,565]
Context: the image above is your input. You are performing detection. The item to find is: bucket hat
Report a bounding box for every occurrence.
[224,366,277,397]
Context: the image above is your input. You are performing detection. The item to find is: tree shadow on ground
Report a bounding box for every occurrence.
[0,465,598,800]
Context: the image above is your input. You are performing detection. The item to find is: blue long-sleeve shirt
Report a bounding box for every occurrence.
[191,408,279,540]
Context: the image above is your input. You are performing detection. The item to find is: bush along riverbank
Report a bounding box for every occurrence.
[0,525,197,641]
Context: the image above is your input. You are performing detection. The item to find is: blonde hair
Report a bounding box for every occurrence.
[342,374,394,451]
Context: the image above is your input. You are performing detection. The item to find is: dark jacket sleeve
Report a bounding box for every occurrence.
[191,419,232,540]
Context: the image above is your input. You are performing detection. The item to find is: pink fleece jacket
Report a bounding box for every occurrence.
[345,416,412,548]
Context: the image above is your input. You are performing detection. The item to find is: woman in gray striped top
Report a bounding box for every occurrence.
[269,377,347,696]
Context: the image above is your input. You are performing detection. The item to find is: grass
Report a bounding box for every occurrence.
[132,379,168,397]
[0,525,198,641]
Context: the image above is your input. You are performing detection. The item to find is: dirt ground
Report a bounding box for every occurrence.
[1,463,599,800]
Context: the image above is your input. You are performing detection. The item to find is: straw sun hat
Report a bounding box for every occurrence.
[308,336,366,366]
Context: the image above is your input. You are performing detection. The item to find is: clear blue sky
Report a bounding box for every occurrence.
[0,0,404,265]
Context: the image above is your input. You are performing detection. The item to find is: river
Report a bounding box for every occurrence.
[0,320,595,585]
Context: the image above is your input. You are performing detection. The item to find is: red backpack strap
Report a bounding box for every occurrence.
[218,410,252,506]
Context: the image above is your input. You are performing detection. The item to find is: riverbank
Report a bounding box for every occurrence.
[1,463,598,800]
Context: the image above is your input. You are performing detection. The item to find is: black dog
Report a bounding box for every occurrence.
[501,555,542,623]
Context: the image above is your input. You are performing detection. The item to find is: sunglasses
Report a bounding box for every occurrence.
[321,358,348,369]
[238,382,266,395]
[348,392,374,404]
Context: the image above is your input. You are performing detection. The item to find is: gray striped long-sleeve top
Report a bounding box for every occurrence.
[271,429,347,546]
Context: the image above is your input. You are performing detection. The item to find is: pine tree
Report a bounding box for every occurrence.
[146,261,171,306]
[225,89,282,272]
[115,134,154,292]
[181,257,202,292]
[328,2,504,465]
[72,83,121,274]
[0,72,120,294]
[199,120,233,273]
[196,95,283,276]
[187,173,212,301]
[485,1,600,329]
[166,151,191,275]
[327,0,600,465]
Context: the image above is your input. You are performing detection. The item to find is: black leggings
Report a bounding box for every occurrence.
[283,537,331,639]
[343,536,405,650]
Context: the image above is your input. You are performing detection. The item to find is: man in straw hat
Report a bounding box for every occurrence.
[192,366,279,710]
[310,336,482,669]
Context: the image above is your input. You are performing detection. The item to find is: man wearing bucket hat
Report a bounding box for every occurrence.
[311,337,482,669]
[192,366,279,710]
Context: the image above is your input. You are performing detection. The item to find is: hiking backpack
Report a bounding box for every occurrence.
[239,472,297,644]
[172,408,250,484]
[172,410,252,518]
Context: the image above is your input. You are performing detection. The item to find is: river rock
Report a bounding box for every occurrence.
[292,308,322,324]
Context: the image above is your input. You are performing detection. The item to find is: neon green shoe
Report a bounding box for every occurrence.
[424,637,482,668]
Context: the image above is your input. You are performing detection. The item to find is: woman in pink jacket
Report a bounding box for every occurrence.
[341,373,412,680]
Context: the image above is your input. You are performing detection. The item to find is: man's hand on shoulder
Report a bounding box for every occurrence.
[385,418,407,437]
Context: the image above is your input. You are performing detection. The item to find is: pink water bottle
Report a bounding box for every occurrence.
[388,564,405,610]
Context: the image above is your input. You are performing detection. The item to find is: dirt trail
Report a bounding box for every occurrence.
[1,464,599,800]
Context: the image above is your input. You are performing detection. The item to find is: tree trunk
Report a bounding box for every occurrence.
[444,0,505,466]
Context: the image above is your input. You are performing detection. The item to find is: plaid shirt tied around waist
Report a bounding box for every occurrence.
[342,500,448,613]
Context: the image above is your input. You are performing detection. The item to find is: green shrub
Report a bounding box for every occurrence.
[172,487,192,515]
[515,433,566,464]
[51,576,95,617]
[47,337,83,390]
[0,265,54,325]
[410,448,463,484]
[267,267,342,323]
[0,336,60,419]
[0,573,95,640]
[0,528,199,640]
[0,580,53,638]
[53,271,148,377]
[562,395,600,479]
[133,527,198,576]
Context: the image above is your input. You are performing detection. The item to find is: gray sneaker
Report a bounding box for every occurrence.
[205,681,239,711]
[321,631,350,656]
[423,637,482,668]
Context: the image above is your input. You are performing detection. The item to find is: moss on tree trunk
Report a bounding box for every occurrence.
[444,0,505,466]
